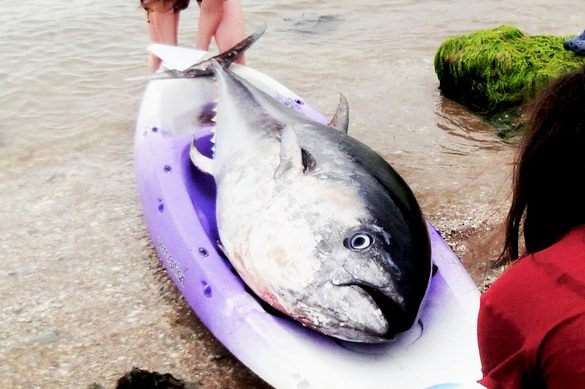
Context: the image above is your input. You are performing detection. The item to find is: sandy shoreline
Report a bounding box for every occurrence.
[2,0,580,387]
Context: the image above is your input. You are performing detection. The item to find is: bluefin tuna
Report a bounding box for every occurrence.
[177,32,432,343]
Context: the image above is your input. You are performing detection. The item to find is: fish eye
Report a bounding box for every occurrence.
[346,233,373,251]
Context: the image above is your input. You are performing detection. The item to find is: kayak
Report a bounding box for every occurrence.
[134,45,483,389]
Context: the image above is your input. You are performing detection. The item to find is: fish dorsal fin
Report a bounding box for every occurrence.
[328,93,349,134]
[274,125,303,179]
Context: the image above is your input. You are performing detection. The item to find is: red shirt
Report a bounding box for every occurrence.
[478,225,585,389]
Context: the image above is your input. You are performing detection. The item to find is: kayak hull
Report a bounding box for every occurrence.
[135,63,482,389]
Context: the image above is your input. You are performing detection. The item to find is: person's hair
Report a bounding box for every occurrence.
[500,66,585,263]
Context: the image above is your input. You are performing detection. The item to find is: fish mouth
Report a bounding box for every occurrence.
[351,283,411,340]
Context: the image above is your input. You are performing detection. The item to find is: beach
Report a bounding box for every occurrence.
[0,0,582,387]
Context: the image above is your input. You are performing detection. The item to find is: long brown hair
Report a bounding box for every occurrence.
[500,66,585,263]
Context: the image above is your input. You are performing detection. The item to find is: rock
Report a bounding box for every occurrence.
[115,368,198,389]
[434,25,585,129]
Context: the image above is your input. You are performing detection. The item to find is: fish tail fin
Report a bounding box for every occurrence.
[195,24,267,70]
[147,25,267,81]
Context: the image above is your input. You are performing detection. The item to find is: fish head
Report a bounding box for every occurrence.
[324,132,432,343]
[332,220,428,341]
[280,143,431,343]
[292,217,426,343]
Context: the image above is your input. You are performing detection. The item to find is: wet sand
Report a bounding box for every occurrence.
[1,0,582,387]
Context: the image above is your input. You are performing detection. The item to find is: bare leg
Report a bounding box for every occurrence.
[215,0,246,64]
[196,0,246,64]
[145,5,180,71]
[196,0,223,52]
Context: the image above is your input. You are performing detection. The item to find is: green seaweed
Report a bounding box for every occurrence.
[434,25,585,114]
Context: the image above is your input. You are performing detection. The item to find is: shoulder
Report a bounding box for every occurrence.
[484,225,585,312]
[481,255,539,318]
[478,258,536,367]
[479,226,585,346]
[478,226,585,387]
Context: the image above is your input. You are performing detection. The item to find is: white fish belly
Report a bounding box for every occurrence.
[215,139,369,311]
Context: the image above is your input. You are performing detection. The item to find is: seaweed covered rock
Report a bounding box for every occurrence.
[435,25,585,114]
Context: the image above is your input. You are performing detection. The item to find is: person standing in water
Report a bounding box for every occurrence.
[478,67,585,388]
[140,0,246,71]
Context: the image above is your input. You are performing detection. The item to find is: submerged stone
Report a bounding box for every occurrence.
[434,25,585,115]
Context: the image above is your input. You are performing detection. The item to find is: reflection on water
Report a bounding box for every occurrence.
[1,0,582,387]
[436,98,507,154]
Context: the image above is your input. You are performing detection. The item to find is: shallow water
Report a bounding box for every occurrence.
[1,0,582,387]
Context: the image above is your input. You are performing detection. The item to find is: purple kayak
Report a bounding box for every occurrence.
[134,45,482,388]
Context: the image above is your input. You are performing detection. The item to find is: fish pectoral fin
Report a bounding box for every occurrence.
[190,140,214,175]
[327,93,349,134]
[274,125,303,180]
